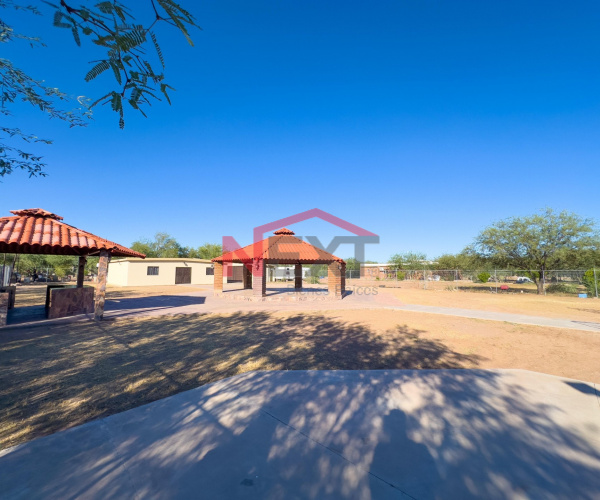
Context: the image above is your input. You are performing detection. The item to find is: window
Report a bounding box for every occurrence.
[206,267,214,276]
[147,266,159,276]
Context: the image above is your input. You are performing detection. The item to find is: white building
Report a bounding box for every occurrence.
[108,258,214,287]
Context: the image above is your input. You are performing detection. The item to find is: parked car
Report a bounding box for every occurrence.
[516,277,533,284]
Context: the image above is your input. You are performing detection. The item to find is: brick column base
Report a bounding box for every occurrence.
[328,262,343,299]
[214,262,223,293]
[253,259,266,298]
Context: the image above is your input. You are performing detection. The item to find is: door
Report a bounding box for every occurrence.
[175,267,192,284]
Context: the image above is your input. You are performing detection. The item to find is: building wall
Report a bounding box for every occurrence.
[108,259,214,286]
[107,260,129,286]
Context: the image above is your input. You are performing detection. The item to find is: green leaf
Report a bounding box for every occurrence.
[84,60,110,82]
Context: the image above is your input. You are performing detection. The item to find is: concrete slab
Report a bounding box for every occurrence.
[1,369,599,499]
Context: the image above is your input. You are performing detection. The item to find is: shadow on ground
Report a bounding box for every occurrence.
[2,370,599,499]
[105,295,206,311]
[0,311,481,449]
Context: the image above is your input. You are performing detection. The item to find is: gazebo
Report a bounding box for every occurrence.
[0,208,145,326]
[212,228,346,299]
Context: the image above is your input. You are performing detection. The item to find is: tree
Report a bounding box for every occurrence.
[344,257,361,271]
[187,243,222,260]
[389,251,428,270]
[131,232,184,258]
[1,0,199,177]
[472,208,599,294]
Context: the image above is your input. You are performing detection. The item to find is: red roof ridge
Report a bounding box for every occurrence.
[10,208,63,220]
[273,227,295,235]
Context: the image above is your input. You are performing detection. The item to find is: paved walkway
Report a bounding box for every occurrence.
[1,369,599,499]
[4,287,599,333]
[103,288,600,333]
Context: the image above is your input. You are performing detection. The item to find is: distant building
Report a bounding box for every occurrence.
[108,258,215,286]
[359,263,395,279]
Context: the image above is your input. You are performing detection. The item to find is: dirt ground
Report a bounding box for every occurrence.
[1,308,599,450]
[376,286,600,322]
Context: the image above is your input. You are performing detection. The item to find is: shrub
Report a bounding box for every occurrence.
[546,283,578,295]
[582,269,599,296]
[396,272,405,281]
[304,276,320,284]
[477,272,491,283]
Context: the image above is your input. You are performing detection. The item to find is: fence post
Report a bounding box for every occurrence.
[594,267,599,299]
[423,268,427,289]
[495,269,497,293]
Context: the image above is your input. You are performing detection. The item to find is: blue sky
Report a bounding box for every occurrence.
[2,0,599,262]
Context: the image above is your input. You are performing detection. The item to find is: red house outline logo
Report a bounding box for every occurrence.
[221,209,379,277]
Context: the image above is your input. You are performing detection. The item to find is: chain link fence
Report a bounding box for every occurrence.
[345,268,599,297]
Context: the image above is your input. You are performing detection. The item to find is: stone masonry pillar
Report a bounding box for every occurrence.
[328,262,343,299]
[294,264,302,289]
[214,262,223,294]
[340,262,346,294]
[243,264,252,289]
[0,292,8,327]
[253,258,266,298]
[94,249,110,320]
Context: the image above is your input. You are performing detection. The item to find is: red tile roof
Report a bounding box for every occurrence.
[0,209,145,258]
[213,228,344,264]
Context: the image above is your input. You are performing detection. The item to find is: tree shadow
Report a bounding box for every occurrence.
[2,369,599,499]
[105,295,206,311]
[0,311,482,450]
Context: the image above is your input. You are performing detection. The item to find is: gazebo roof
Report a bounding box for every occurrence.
[212,228,345,264]
[0,208,145,258]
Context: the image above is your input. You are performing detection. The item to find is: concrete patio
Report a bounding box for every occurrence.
[1,369,599,499]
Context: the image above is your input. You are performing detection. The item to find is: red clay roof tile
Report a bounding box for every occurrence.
[213,232,344,264]
[0,209,145,258]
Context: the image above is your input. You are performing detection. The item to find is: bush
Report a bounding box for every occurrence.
[546,283,578,295]
[304,276,320,284]
[582,269,599,296]
[396,272,405,281]
[477,272,491,283]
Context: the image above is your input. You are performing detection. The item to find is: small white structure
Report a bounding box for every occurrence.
[108,258,214,287]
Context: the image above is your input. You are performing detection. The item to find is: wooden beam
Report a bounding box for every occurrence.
[76,256,87,288]
[94,249,110,320]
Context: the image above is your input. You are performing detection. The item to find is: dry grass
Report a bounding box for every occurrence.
[373,285,600,322]
[2,308,599,450]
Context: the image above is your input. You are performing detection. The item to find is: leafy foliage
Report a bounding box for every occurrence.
[477,272,491,284]
[131,233,221,259]
[389,251,428,270]
[472,208,599,294]
[0,0,199,177]
[582,269,599,296]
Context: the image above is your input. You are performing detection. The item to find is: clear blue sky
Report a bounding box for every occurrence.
[2,1,599,262]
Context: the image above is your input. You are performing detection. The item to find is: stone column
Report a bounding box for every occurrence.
[328,262,343,299]
[214,262,223,293]
[253,258,266,298]
[0,292,8,327]
[243,264,252,289]
[76,256,87,288]
[294,264,302,289]
[94,249,110,320]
